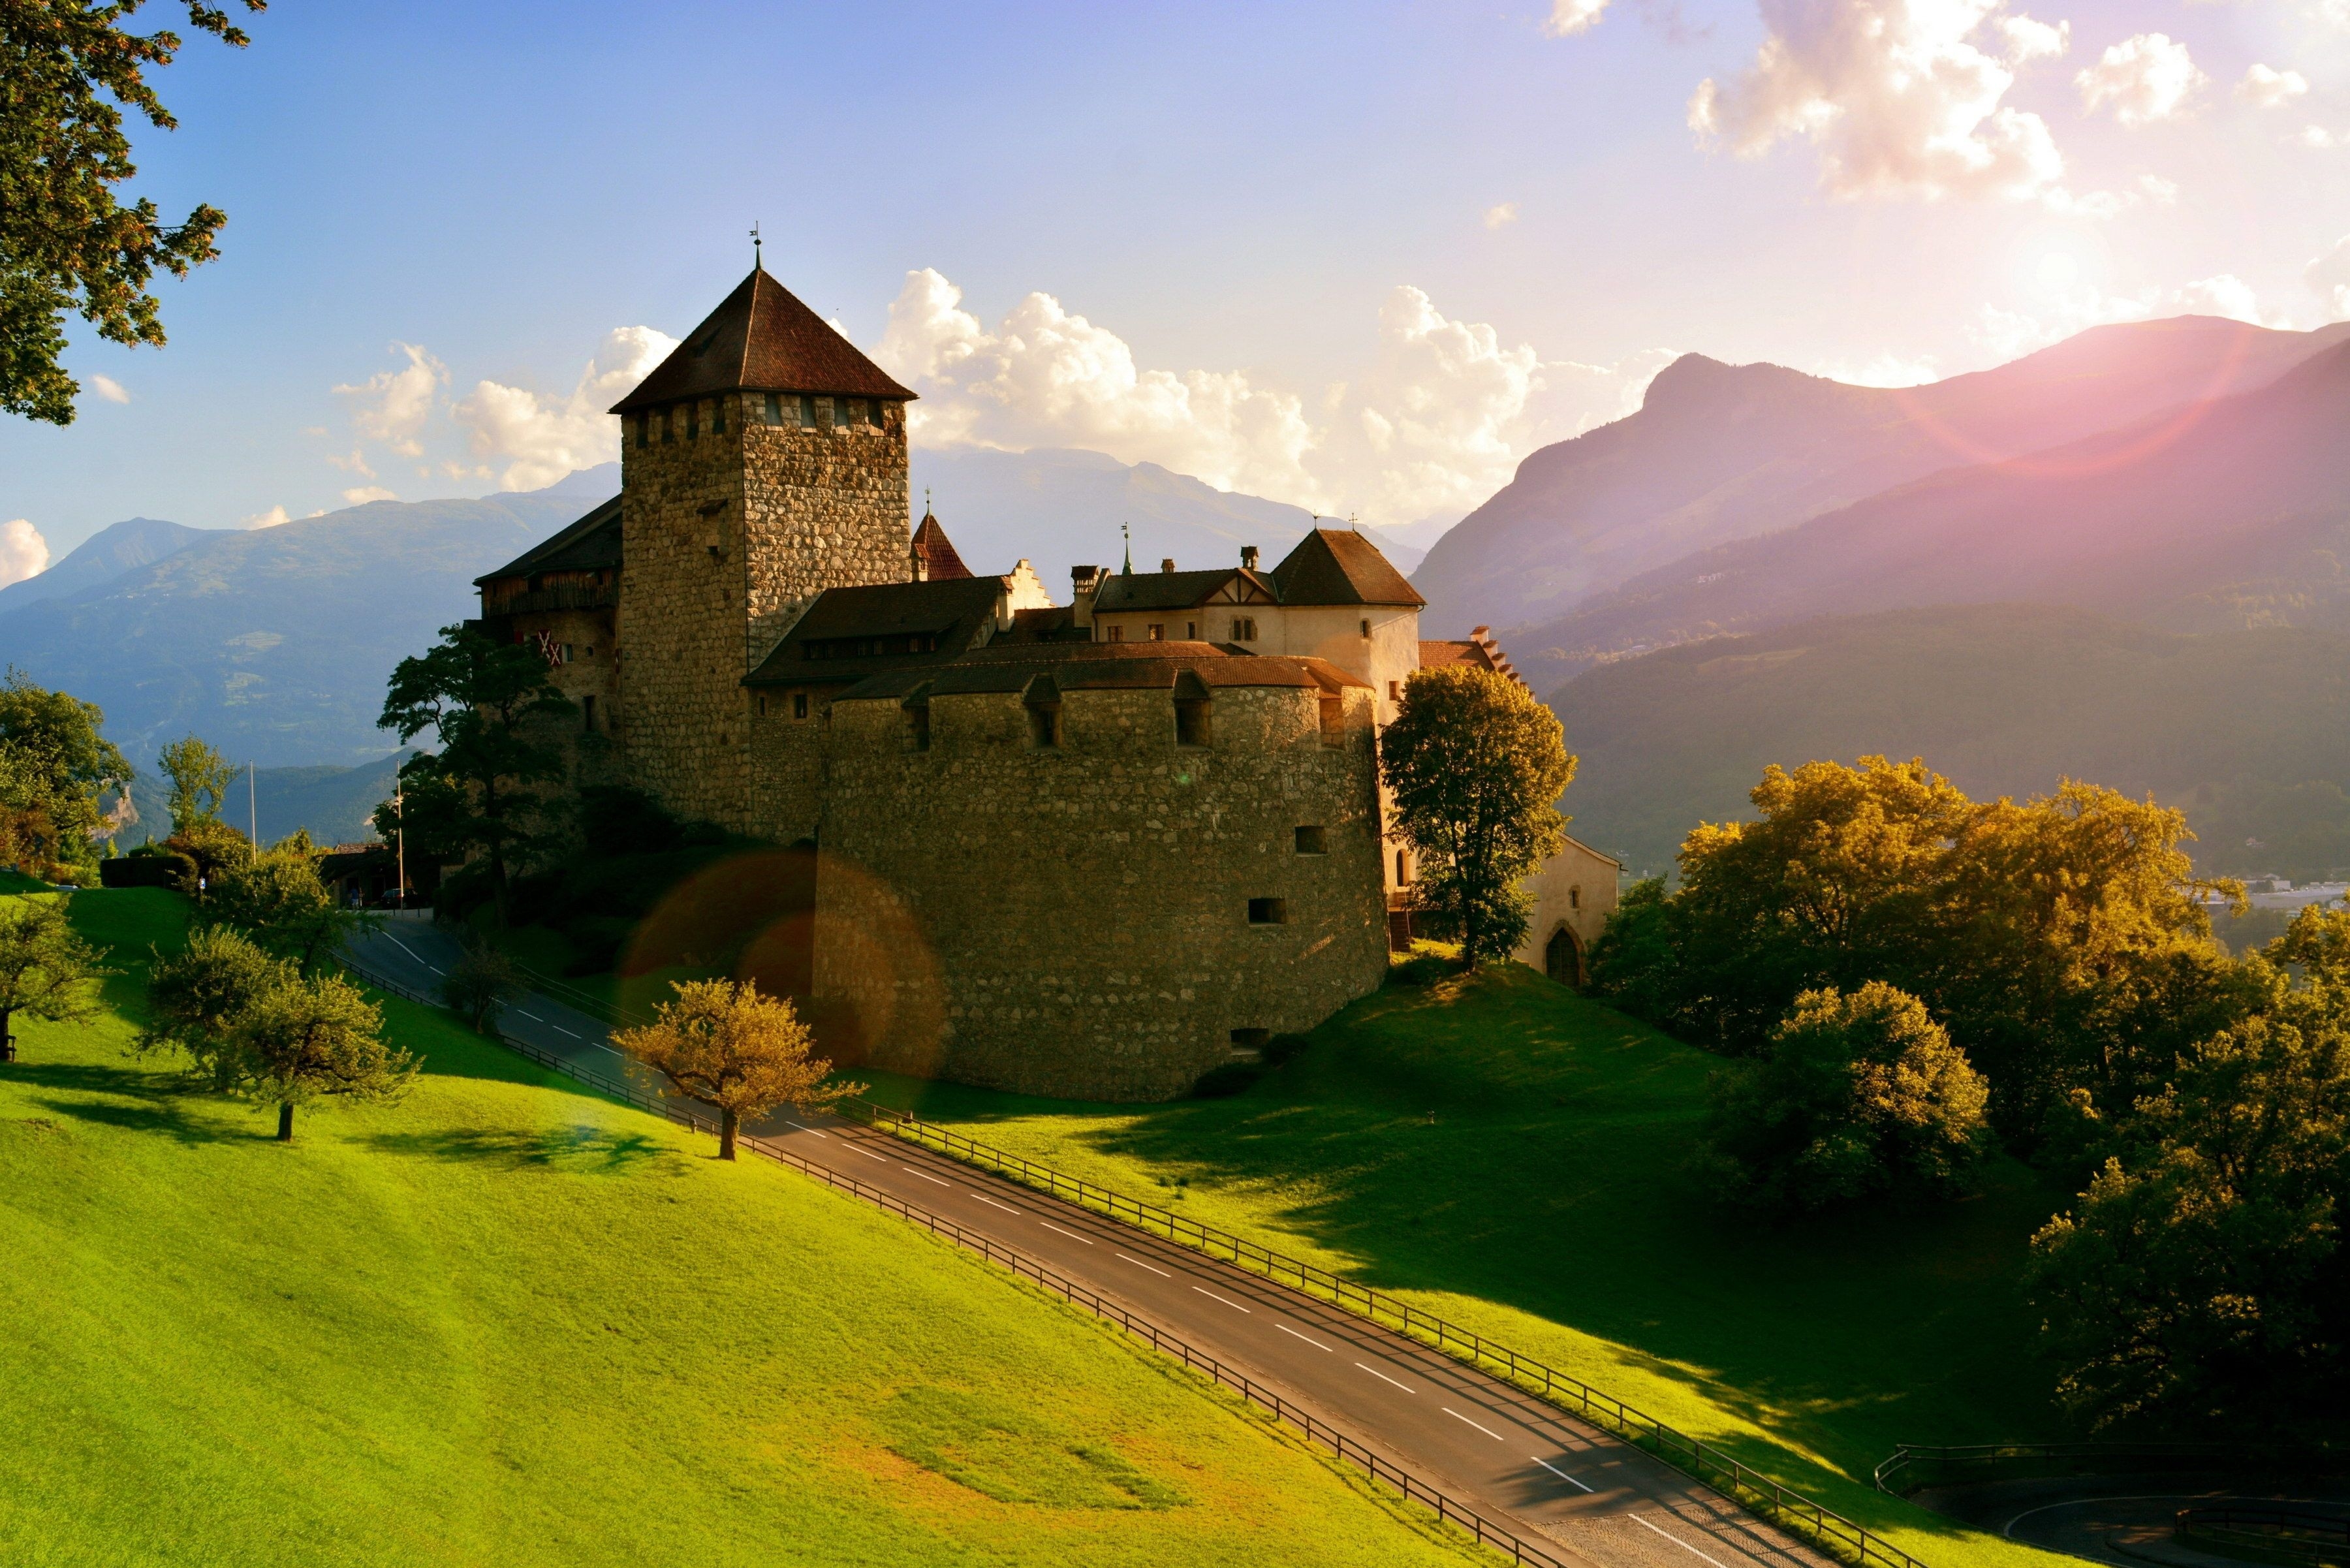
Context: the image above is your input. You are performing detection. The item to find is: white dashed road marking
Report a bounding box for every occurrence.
[1532,1454,1596,1493]
[1275,1323,1333,1351]
[1443,1407,1506,1442]
[1039,1221,1095,1244]
[969,1192,1023,1215]
[903,1165,951,1185]
[847,1145,890,1163]
[783,1121,830,1138]
[1355,1362,1416,1394]
[1192,1285,1251,1313]
[1633,1514,1734,1568]
[1117,1253,1173,1278]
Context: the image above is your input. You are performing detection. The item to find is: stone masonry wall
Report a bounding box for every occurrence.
[618,394,907,829]
[746,684,830,845]
[813,682,1390,1100]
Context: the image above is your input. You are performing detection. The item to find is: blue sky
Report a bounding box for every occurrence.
[4,0,2345,561]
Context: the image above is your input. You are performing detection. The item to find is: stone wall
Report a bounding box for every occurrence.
[617,393,909,829]
[745,683,831,845]
[812,680,1389,1100]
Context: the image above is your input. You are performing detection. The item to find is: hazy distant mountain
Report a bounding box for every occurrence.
[1513,336,2350,678]
[1552,604,2350,884]
[1415,316,2350,636]
[0,479,612,768]
[120,753,412,850]
[0,517,223,618]
[910,445,1430,578]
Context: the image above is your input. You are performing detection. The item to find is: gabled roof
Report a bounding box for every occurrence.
[1418,625,1525,688]
[1092,567,1277,614]
[611,268,915,413]
[911,511,973,580]
[744,575,1008,687]
[475,495,622,586]
[1270,527,1424,608]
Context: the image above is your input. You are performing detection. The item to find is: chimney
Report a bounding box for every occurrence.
[1161,557,1176,574]
[1240,545,1260,571]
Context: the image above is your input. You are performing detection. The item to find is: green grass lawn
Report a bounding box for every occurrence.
[0,889,1484,1568]
[854,963,2078,1568]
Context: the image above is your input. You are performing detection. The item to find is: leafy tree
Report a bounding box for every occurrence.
[614,979,859,1159]
[165,817,250,895]
[377,623,572,923]
[440,935,520,1034]
[158,733,234,834]
[1379,665,1577,965]
[136,924,289,1089]
[3,1,264,424]
[231,971,413,1141]
[206,846,360,973]
[0,670,132,863]
[2027,979,2350,1434]
[1700,981,1992,1215]
[0,896,107,1062]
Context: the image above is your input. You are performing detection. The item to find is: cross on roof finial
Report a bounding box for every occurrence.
[1121,522,1133,576]
[924,486,933,515]
[749,221,762,270]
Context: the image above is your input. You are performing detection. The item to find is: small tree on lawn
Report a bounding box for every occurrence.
[207,847,362,974]
[441,935,521,1034]
[1378,664,1578,965]
[614,979,860,1159]
[377,623,572,923]
[159,734,236,836]
[136,926,292,1090]
[0,898,108,1063]
[233,972,415,1142]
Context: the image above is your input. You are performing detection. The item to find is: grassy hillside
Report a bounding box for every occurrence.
[0,889,1480,1568]
[1548,604,2350,879]
[859,965,2075,1568]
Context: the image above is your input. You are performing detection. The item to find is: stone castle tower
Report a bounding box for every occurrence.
[607,267,915,827]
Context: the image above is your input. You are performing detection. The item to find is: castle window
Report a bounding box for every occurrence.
[1360,618,1371,638]
[1229,1028,1270,1060]
[1396,849,1411,885]
[1247,898,1288,926]
[1174,670,1212,747]
[1105,625,1125,643]
[763,392,783,425]
[1569,885,1581,911]
[582,695,596,732]
[904,695,931,753]
[798,394,817,427]
[1230,617,1257,641]
[1318,693,1344,746]
[1294,825,1326,855]
[634,412,648,449]
[1025,678,1062,748]
[660,407,675,444]
[1147,623,1164,640]
[758,694,767,717]
[686,401,700,441]
[794,693,809,719]
[1185,621,1196,639]
[712,396,727,434]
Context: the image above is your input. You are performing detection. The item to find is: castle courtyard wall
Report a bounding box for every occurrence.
[812,682,1389,1099]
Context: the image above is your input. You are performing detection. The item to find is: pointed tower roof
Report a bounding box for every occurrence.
[1269,527,1424,607]
[610,268,915,413]
[910,510,974,581]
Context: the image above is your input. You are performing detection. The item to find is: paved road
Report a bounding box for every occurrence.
[1916,1477,2350,1568]
[348,922,1834,1568]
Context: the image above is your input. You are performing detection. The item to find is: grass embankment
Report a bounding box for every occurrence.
[858,964,2077,1568]
[0,889,1482,1568]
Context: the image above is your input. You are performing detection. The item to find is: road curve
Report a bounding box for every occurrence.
[347,922,1835,1568]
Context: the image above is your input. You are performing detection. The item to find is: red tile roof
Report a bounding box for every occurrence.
[611,268,915,413]
[911,511,973,580]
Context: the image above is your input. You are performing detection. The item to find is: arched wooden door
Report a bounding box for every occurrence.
[1544,925,1580,984]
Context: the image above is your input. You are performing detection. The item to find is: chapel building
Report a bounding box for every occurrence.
[474,266,1618,1099]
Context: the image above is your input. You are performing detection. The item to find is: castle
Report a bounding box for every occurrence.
[475,266,1617,1099]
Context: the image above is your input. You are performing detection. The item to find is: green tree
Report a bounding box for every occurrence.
[0,896,107,1062]
[2,1,264,424]
[1379,665,1577,965]
[0,670,131,862]
[136,924,289,1089]
[233,971,412,1142]
[377,623,572,922]
[206,847,360,973]
[615,979,858,1160]
[2026,983,2350,1433]
[1700,981,1992,1215]
[158,733,234,834]
[440,934,520,1034]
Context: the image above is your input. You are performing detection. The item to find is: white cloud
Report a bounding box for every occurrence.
[2077,33,2207,127]
[875,268,1673,526]
[2239,63,2310,107]
[2296,124,2350,149]
[0,521,50,588]
[1544,0,1610,35]
[2044,171,2180,219]
[1484,202,1520,230]
[242,505,290,529]
[87,374,129,405]
[1688,0,2071,202]
[335,343,445,458]
[2309,235,2350,319]
[449,325,681,490]
[341,486,398,505]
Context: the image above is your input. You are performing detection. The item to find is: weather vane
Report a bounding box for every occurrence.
[749,221,762,270]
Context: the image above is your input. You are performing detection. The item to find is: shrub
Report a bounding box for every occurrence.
[1699,981,1992,1215]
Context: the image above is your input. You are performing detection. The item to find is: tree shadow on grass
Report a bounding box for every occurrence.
[362,1124,679,1175]
[12,1061,251,1146]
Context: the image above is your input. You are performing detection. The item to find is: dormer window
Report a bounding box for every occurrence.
[1025,678,1062,748]
[1174,671,1212,747]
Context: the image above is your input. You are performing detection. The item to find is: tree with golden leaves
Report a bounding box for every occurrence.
[614,980,859,1159]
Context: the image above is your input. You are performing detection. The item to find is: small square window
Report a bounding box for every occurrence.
[1294,826,1326,855]
[793,693,809,719]
[1388,680,1401,701]
[1360,618,1371,638]
[1185,622,1197,640]
[1028,703,1062,748]
[764,392,783,425]
[1106,625,1125,643]
[906,704,931,752]
[758,694,767,717]
[1147,623,1164,640]
[1247,898,1287,926]
[1175,697,1211,747]
[1229,1028,1270,1060]
[712,397,727,434]
[798,394,817,427]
